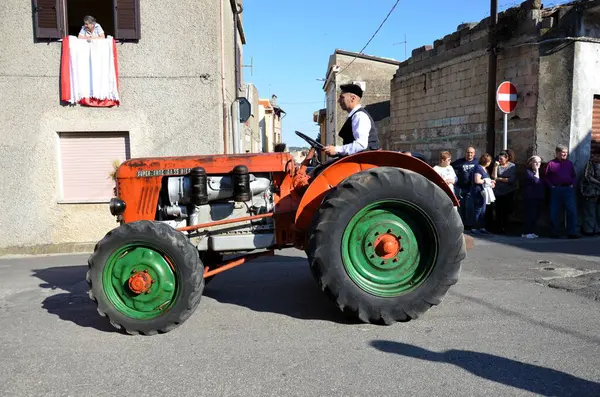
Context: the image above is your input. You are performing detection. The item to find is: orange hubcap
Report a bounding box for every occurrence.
[374,234,400,259]
[128,270,153,294]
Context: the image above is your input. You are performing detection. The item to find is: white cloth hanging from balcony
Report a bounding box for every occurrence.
[60,35,120,107]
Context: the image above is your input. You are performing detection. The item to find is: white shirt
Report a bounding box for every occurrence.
[335,104,372,155]
[79,23,105,38]
[433,165,457,190]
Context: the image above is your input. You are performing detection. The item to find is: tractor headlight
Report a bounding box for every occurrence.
[109,198,126,216]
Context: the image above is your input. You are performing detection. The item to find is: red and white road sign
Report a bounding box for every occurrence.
[496,81,518,113]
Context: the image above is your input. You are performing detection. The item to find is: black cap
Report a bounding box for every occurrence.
[340,83,363,98]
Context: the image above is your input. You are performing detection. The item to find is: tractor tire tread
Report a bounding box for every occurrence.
[306,167,465,325]
[87,220,204,335]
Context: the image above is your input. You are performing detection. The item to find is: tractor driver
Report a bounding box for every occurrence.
[323,83,380,157]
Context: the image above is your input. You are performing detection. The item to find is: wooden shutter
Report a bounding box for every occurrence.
[113,0,141,40]
[33,0,63,40]
[59,132,131,202]
[592,96,600,155]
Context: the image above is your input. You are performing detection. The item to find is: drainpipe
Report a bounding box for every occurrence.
[232,2,243,153]
[232,101,240,154]
[486,0,498,157]
[220,0,228,153]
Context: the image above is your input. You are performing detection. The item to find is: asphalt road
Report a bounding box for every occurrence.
[0,235,599,397]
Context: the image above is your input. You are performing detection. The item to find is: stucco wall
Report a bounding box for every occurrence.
[244,83,260,153]
[570,40,600,175]
[0,0,240,253]
[534,41,575,164]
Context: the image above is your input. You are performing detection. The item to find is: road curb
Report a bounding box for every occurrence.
[0,242,95,258]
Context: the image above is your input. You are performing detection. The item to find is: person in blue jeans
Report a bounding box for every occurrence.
[451,147,478,229]
[471,153,495,234]
[543,145,581,238]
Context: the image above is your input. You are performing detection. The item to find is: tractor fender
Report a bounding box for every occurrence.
[294,150,459,232]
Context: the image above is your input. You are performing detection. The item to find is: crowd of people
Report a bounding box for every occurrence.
[431,145,600,239]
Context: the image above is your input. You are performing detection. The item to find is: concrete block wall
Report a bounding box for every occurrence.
[494,43,540,163]
[387,0,559,164]
[388,26,491,163]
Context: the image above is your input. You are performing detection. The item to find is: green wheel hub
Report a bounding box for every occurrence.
[341,200,438,297]
[103,245,179,320]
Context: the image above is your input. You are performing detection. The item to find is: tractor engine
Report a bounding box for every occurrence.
[156,166,275,253]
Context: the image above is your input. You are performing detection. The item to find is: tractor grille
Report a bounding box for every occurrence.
[137,185,160,216]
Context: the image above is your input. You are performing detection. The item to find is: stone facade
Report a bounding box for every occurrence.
[242,83,261,153]
[388,0,600,170]
[322,50,400,147]
[258,97,285,152]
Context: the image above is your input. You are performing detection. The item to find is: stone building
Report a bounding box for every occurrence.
[0,0,248,254]
[321,49,400,149]
[241,83,261,153]
[387,0,600,175]
[258,96,285,152]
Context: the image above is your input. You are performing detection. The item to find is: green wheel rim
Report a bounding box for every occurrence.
[103,244,179,320]
[341,199,438,297]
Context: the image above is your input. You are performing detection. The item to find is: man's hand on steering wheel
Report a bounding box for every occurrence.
[323,145,337,157]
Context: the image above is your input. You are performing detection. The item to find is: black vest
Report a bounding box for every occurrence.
[338,107,380,151]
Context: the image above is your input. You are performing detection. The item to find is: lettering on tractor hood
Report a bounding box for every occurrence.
[136,168,193,177]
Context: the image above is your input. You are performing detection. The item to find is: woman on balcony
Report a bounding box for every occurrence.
[78,15,105,40]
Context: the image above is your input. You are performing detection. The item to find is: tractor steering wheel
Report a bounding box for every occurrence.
[295,131,324,151]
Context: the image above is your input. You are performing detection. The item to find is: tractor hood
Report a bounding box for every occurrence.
[116,152,294,179]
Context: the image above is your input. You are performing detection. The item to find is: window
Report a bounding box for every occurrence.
[58,132,131,203]
[33,0,141,41]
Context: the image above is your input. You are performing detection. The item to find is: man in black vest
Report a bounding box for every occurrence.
[323,83,380,157]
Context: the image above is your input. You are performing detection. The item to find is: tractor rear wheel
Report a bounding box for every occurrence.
[306,167,465,324]
[87,220,204,335]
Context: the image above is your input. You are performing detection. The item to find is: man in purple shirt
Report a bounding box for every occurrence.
[544,145,580,238]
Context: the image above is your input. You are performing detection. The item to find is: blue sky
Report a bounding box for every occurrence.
[242,0,568,148]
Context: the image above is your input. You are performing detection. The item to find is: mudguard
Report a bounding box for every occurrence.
[294,150,459,232]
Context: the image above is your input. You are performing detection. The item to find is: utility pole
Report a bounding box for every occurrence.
[486,0,498,157]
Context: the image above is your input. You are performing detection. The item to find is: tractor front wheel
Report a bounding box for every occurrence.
[307,167,465,324]
[87,220,204,335]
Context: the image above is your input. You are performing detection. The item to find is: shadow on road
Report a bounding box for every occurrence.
[31,254,350,331]
[203,255,353,324]
[32,265,117,333]
[370,340,600,397]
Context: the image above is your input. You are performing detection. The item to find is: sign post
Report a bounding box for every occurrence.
[496,81,518,151]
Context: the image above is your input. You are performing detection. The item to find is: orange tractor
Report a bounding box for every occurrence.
[87,132,471,335]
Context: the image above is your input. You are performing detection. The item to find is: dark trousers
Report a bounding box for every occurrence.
[582,197,600,234]
[522,198,543,235]
[494,191,515,233]
[550,186,578,236]
[472,189,486,229]
[456,187,475,229]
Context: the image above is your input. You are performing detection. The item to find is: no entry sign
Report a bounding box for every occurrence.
[496,81,518,113]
